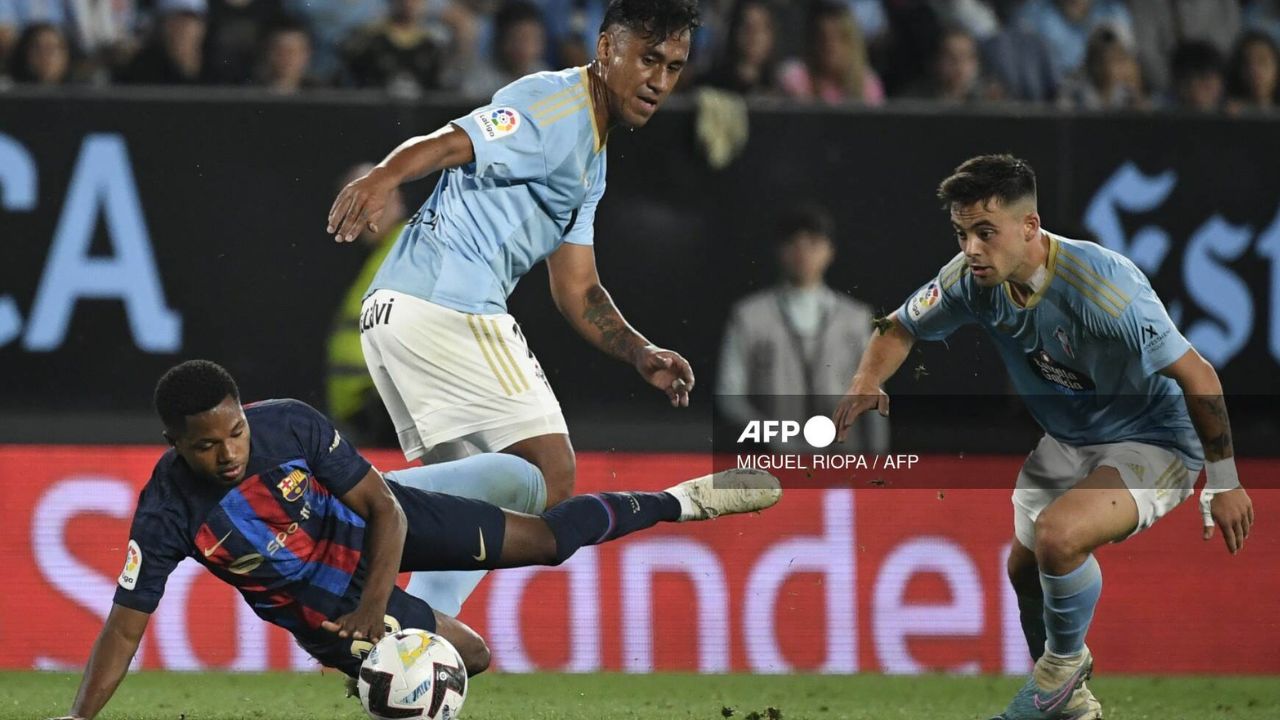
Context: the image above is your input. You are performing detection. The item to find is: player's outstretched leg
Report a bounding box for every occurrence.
[992,469,1133,720]
[497,468,781,568]
[390,455,547,615]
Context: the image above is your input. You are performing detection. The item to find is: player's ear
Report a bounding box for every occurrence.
[596,27,615,65]
[1024,210,1041,240]
[162,430,177,448]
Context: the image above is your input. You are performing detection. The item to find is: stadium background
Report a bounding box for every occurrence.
[3,0,1280,702]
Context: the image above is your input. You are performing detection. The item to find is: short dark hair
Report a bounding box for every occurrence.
[600,0,701,41]
[777,202,835,243]
[936,154,1037,209]
[1171,40,1224,83]
[154,360,240,432]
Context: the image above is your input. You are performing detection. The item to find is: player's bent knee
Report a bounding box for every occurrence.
[459,638,491,676]
[541,456,576,507]
[1032,512,1085,569]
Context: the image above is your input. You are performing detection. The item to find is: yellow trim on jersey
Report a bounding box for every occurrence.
[940,255,968,290]
[1002,232,1060,309]
[531,86,587,119]
[530,83,586,111]
[478,317,524,394]
[467,315,514,396]
[538,100,590,127]
[1055,267,1123,317]
[1057,247,1131,308]
[579,66,605,152]
[488,318,531,393]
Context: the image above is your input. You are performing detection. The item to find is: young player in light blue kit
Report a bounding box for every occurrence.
[324,0,700,620]
[833,155,1254,720]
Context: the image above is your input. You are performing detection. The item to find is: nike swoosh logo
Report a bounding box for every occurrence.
[1033,667,1086,712]
[472,528,487,563]
[202,530,233,557]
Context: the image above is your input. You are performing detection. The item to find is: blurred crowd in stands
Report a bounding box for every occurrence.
[2,0,1278,115]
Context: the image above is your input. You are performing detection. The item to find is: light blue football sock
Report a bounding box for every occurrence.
[1040,554,1102,658]
[389,454,547,616]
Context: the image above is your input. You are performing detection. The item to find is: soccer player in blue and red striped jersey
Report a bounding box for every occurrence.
[54,360,779,720]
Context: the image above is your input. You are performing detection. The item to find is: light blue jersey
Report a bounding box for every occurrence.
[369,67,607,314]
[896,232,1203,466]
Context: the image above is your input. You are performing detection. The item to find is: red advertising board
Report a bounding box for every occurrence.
[2,446,1276,675]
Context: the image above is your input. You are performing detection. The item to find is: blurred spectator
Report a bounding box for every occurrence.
[702,0,782,96]
[981,1,1059,102]
[1128,0,1240,95]
[283,0,386,82]
[1058,25,1146,110]
[717,203,889,454]
[1013,0,1133,80]
[326,163,407,448]
[779,0,884,105]
[931,0,1000,41]
[118,0,212,85]
[1226,30,1280,114]
[257,16,315,92]
[1170,40,1225,112]
[537,0,604,68]
[9,22,75,85]
[905,26,996,104]
[460,0,547,99]
[343,0,445,93]
[1245,0,1280,47]
[205,0,287,84]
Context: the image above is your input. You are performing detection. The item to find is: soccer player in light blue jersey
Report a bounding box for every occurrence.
[323,0,699,619]
[833,155,1254,720]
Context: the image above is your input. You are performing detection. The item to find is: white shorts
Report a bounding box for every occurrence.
[1012,434,1199,550]
[360,289,568,461]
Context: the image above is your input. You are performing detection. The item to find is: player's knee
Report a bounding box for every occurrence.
[1033,512,1085,568]
[1006,548,1040,591]
[451,631,490,676]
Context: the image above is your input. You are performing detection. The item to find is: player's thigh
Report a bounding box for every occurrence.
[389,482,508,571]
[1012,435,1080,549]
[1086,441,1196,538]
[1036,467,1139,551]
[500,432,576,503]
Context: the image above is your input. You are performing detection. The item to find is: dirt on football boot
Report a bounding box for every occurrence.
[988,645,1094,720]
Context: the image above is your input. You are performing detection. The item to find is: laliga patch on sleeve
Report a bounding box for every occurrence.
[907,281,942,321]
[472,107,522,141]
[118,539,142,590]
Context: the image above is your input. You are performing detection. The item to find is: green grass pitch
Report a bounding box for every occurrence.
[8,671,1279,720]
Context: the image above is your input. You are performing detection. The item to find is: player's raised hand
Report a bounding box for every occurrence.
[327,167,397,243]
[322,604,389,644]
[832,378,889,443]
[1202,487,1254,555]
[634,346,695,407]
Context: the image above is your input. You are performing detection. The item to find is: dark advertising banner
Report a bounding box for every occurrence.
[3,95,1278,446]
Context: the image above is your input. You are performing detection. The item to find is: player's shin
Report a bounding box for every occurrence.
[540,492,681,564]
[1040,554,1103,658]
[1018,590,1049,663]
[393,455,547,615]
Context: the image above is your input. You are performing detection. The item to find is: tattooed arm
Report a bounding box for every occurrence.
[547,243,694,406]
[1159,348,1253,553]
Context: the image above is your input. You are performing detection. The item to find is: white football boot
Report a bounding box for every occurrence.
[666,468,781,520]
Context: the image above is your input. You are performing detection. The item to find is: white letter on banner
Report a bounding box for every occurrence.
[1257,205,1280,364]
[0,133,37,346]
[487,547,599,672]
[1000,543,1033,675]
[24,133,181,352]
[873,537,983,674]
[150,564,267,671]
[1083,161,1177,274]
[619,538,728,673]
[32,477,144,670]
[744,489,855,673]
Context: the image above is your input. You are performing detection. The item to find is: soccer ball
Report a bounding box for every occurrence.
[358,629,468,720]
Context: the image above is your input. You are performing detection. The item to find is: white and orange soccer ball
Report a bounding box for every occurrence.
[358,629,468,720]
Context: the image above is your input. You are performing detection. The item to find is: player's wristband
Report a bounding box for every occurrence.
[1199,458,1242,527]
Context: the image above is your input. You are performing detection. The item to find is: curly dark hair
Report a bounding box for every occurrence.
[601,0,701,41]
[936,154,1037,209]
[154,360,241,433]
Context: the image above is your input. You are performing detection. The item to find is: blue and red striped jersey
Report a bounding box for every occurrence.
[113,399,373,633]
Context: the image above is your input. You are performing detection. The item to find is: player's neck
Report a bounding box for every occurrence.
[1006,231,1050,302]
[586,62,614,138]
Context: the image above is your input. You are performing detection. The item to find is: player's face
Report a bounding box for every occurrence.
[951,198,1039,287]
[168,395,251,486]
[597,26,691,128]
